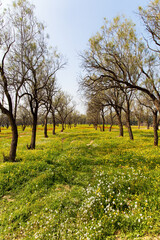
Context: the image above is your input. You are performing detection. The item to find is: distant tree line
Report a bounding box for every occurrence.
[85,99,158,132]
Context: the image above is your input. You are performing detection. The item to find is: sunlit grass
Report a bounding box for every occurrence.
[0,124,160,239]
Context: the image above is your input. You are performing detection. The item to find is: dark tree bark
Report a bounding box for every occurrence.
[153,110,158,146]
[22,125,26,131]
[61,122,64,132]
[0,58,18,162]
[126,100,134,140]
[115,108,123,137]
[28,98,38,150]
[126,120,134,140]
[9,116,18,161]
[118,118,123,137]
[43,108,50,138]
[109,124,113,132]
[95,125,97,130]
[52,111,56,135]
[30,112,37,149]
[44,113,48,138]
[0,104,18,162]
[109,108,114,132]
[138,119,141,129]
[101,108,105,132]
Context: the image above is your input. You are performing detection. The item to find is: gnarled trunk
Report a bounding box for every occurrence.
[9,115,18,162]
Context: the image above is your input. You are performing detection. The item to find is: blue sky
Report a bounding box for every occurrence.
[3,0,149,113]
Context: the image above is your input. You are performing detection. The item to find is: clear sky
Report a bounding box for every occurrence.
[2,0,149,113]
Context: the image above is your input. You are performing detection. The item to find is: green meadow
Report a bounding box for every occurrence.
[0,125,160,240]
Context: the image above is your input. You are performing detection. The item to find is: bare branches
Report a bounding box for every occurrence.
[139,1,160,51]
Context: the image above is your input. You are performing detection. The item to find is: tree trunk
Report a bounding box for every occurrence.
[44,113,48,138]
[52,111,56,135]
[109,109,114,132]
[22,125,26,131]
[127,124,134,140]
[101,108,105,132]
[116,112,123,137]
[9,116,18,162]
[29,112,37,149]
[102,115,105,132]
[61,122,64,132]
[94,124,97,130]
[126,103,134,140]
[153,111,158,146]
[109,124,113,132]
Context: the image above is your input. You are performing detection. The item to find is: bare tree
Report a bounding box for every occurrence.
[0,7,19,161]
[0,0,44,160]
[55,91,75,132]
[139,0,160,53]
[41,75,57,138]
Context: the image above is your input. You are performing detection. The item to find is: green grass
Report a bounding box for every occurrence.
[0,125,160,239]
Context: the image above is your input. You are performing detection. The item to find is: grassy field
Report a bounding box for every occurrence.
[0,125,160,240]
